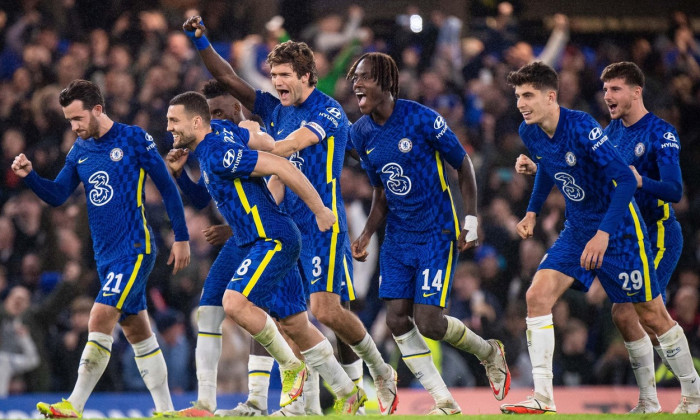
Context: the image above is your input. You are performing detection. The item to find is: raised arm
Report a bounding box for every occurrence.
[12,153,80,207]
[183,16,257,111]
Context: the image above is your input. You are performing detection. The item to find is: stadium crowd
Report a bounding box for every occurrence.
[0,0,699,399]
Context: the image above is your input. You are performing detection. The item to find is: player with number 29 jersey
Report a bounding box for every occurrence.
[520,107,659,303]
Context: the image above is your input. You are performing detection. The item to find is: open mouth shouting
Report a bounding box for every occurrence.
[355,92,367,107]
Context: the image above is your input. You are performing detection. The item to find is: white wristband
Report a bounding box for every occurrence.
[463,215,478,242]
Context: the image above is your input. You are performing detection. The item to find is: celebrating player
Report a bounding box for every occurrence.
[500,61,700,414]
[346,52,510,415]
[12,79,191,418]
[513,61,694,413]
[165,80,283,416]
[183,16,398,416]
[166,91,367,415]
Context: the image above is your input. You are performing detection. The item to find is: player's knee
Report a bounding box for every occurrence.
[385,311,412,335]
[415,316,445,340]
[222,291,248,323]
[525,286,553,315]
[310,300,341,327]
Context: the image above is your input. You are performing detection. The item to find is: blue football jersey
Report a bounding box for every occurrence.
[520,107,640,238]
[194,125,294,247]
[605,113,680,228]
[350,99,467,241]
[25,122,189,262]
[254,88,348,235]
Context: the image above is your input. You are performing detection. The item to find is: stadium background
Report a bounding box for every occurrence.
[0,0,699,416]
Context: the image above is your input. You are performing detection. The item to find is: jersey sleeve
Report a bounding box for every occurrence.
[135,128,189,241]
[574,116,637,233]
[350,125,381,187]
[578,116,615,167]
[209,143,259,180]
[526,167,555,214]
[23,147,81,206]
[253,90,280,129]
[423,109,467,169]
[212,120,251,146]
[643,126,682,202]
[175,170,211,210]
[303,104,343,143]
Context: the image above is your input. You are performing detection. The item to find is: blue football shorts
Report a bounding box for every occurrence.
[225,236,306,319]
[539,225,660,303]
[298,230,356,302]
[648,218,683,302]
[95,252,156,316]
[378,234,458,308]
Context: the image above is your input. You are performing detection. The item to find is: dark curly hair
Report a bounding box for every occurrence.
[506,61,559,93]
[266,40,317,86]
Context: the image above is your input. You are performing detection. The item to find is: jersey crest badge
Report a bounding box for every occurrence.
[398,138,413,153]
[565,151,576,166]
[110,148,123,161]
[634,142,645,157]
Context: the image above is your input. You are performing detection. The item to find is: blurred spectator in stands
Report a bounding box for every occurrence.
[0,296,39,397]
[303,5,364,56]
[230,35,276,94]
[216,317,250,393]
[449,261,501,336]
[0,217,21,281]
[554,318,596,386]
[558,69,590,113]
[430,10,463,85]
[315,42,360,97]
[507,238,546,305]
[419,70,463,127]
[49,296,92,391]
[154,309,191,393]
[504,13,569,69]
[474,244,509,308]
[498,301,532,389]
[1,128,26,202]
[669,285,700,353]
[0,260,80,391]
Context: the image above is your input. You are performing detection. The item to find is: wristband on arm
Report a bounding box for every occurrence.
[463,215,478,242]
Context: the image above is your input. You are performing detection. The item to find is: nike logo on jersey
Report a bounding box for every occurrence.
[231,277,243,282]
[366,147,376,155]
[79,157,89,163]
[277,129,284,135]
[311,277,322,285]
[102,292,116,297]
[626,291,639,296]
[535,156,542,159]
[422,292,438,297]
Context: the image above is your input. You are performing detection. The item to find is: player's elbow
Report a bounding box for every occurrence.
[666,181,683,203]
[259,138,275,152]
